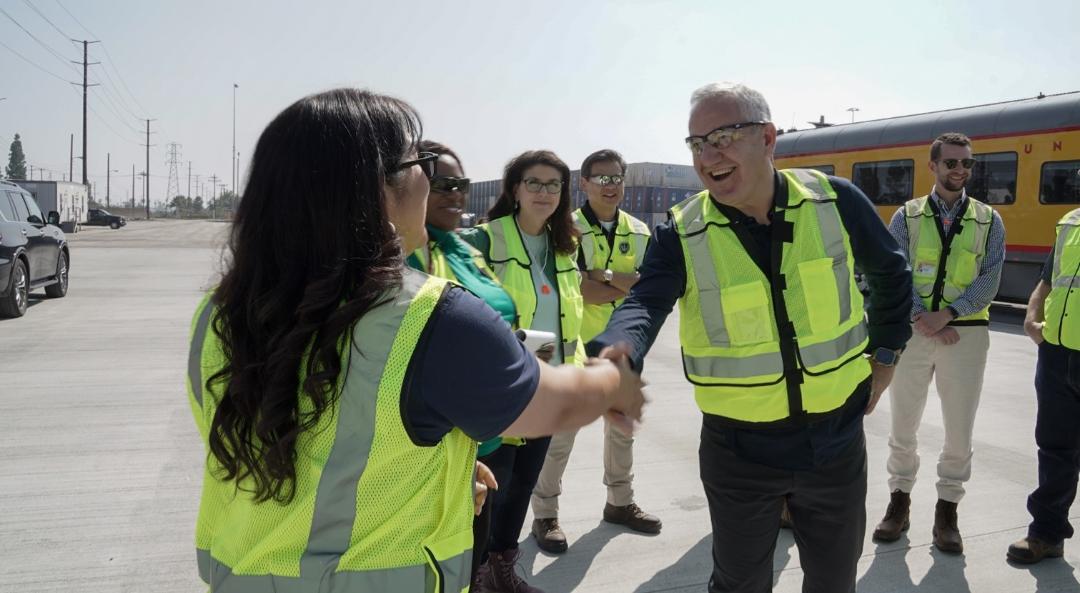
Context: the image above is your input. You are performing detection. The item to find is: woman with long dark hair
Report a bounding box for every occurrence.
[186,90,644,592]
[459,150,583,593]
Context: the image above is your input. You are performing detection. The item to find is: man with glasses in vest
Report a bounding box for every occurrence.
[1007,208,1080,564]
[589,82,912,593]
[531,149,660,553]
[874,133,1005,554]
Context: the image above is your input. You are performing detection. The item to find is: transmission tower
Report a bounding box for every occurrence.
[165,142,183,203]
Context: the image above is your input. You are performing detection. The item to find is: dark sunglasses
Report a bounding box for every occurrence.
[393,152,439,179]
[430,176,470,193]
[939,158,976,170]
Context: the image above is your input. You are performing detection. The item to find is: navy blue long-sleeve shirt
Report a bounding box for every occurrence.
[588,170,913,469]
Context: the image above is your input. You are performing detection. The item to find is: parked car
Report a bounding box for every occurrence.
[0,180,69,318]
[86,208,127,229]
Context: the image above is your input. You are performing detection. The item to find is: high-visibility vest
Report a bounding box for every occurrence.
[1044,208,1080,350]
[574,207,650,342]
[187,269,476,592]
[412,234,500,288]
[904,195,994,322]
[479,215,585,366]
[671,168,870,423]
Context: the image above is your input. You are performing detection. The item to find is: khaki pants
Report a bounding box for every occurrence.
[531,417,635,519]
[886,325,990,503]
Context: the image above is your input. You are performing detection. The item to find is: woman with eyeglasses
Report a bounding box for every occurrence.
[185,90,644,593]
[404,139,518,591]
[459,150,587,593]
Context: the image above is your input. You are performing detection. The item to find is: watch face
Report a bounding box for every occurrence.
[874,348,897,365]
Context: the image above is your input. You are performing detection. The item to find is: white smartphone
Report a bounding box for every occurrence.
[514,329,557,352]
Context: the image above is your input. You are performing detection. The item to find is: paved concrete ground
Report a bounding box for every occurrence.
[1,219,1077,592]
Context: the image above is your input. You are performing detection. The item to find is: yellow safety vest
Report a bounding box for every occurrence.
[479,215,585,366]
[187,269,475,593]
[1044,208,1080,350]
[574,207,650,342]
[904,195,994,322]
[671,168,870,423]
[412,237,499,287]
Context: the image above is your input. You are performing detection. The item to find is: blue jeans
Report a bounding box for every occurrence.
[1027,341,1080,544]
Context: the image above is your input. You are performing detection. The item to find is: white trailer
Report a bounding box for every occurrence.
[13,180,88,233]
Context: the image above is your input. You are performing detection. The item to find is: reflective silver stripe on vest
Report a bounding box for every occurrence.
[575,212,597,266]
[197,547,471,593]
[684,316,867,379]
[562,339,579,361]
[787,169,852,324]
[1053,276,1080,289]
[677,197,731,346]
[1053,212,1080,280]
[486,218,513,263]
[187,299,215,408]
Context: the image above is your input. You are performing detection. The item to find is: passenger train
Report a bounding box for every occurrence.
[773,91,1080,302]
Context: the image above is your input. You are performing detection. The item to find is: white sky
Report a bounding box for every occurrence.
[2,0,1078,205]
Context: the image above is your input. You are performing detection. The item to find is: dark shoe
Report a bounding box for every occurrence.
[933,499,963,554]
[471,560,494,593]
[872,490,911,542]
[603,502,662,534]
[779,499,793,530]
[1008,537,1064,564]
[531,518,568,553]
[487,548,546,593]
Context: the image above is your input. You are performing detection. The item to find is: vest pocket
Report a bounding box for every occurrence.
[913,247,939,285]
[720,281,773,346]
[798,257,841,335]
[951,248,979,286]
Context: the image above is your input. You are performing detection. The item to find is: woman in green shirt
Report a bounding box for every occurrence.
[405,140,519,592]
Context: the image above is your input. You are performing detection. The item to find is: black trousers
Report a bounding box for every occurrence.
[699,420,867,593]
[1028,341,1080,544]
[481,436,552,554]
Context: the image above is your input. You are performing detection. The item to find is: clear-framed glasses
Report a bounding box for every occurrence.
[939,158,976,170]
[393,152,439,179]
[586,174,625,187]
[685,121,766,154]
[522,178,563,194]
[430,176,471,193]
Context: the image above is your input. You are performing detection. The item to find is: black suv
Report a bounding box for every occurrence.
[0,180,69,318]
[86,208,126,229]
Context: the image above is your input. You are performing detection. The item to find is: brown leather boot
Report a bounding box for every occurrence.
[1007,537,1064,564]
[603,502,662,534]
[933,499,963,554]
[487,548,545,593]
[872,490,910,542]
[779,499,794,530]
[531,518,568,553]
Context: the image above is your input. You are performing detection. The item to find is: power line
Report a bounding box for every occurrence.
[0,6,80,75]
[54,0,150,117]
[0,38,74,83]
[21,0,70,41]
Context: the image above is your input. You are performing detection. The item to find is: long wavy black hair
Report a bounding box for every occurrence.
[487,150,579,254]
[206,88,421,503]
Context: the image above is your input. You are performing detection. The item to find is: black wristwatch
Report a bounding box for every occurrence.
[869,347,902,367]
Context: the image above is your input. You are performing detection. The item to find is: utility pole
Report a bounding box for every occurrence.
[106,152,111,208]
[143,119,157,219]
[165,142,182,207]
[187,161,192,200]
[69,134,74,181]
[72,40,100,192]
[232,83,238,194]
[131,164,136,209]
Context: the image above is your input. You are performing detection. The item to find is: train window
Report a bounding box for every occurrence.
[851,160,914,205]
[804,165,835,176]
[1040,161,1080,204]
[969,152,1017,205]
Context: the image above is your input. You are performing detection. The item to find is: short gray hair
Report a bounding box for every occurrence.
[690,83,772,122]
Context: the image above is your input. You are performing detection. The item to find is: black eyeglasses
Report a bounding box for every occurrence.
[393,152,439,179]
[939,158,976,170]
[585,174,624,186]
[430,176,471,193]
[522,178,563,194]
[685,121,766,154]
